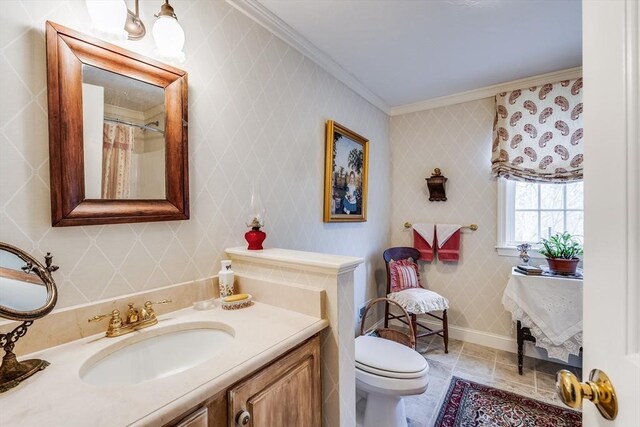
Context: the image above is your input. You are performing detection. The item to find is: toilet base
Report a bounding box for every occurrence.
[363,392,407,427]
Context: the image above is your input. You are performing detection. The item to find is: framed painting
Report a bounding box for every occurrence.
[323,120,369,222]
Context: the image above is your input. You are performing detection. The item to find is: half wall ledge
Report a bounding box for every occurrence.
[225,247,363,275]
[226,246,364,427]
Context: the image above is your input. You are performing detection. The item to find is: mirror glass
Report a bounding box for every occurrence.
[0,250,49,313]
[82,64,166,200]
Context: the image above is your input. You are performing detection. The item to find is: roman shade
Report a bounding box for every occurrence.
[491,78,583,183]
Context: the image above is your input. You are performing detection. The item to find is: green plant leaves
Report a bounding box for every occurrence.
[538,232,583,259]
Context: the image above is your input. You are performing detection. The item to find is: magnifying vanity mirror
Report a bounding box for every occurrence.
[0,242,58,393]
[46,21,189,226]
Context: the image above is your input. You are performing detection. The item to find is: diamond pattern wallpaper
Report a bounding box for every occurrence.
[1,0,390,310]
[390,99,517,337]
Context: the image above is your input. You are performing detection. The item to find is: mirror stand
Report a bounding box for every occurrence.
[0,321,49,393]
[0,243,59,393]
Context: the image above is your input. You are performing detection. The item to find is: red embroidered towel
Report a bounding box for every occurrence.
[413,229,434,262]
[437,229,461,262]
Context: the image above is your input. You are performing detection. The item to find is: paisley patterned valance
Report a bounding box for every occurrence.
[491,78,583,183]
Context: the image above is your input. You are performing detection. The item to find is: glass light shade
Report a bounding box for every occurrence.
[152,16,185,62]
[247,185,266,229]
[85,0,128,40]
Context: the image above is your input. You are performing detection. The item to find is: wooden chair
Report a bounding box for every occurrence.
[383,247,449,353]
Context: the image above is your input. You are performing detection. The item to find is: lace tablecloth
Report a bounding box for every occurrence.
[502,268,583,362]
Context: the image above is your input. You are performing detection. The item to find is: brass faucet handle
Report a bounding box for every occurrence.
[148,299,172,305]
[126,303,140,324]
[88,310,123,337]
[88,314,108,323]
[142,299,172,319]
[88,309,121,323]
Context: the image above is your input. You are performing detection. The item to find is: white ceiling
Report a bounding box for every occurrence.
[254,0,582,109]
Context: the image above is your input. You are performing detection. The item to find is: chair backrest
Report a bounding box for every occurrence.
[382,247,421,294]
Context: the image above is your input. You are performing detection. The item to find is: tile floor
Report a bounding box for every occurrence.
[356,336,582,427]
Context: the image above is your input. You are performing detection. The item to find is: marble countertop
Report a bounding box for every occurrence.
[0,302,328,427]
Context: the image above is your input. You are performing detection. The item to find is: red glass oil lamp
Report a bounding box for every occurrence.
[245,217,266,250]
[245,185,266,250]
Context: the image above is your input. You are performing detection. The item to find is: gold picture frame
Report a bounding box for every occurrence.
[323,121,369,222]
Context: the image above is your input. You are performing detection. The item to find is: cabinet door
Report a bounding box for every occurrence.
[175,407,208,427]
[164,389,227,427]
[228,335,320,427]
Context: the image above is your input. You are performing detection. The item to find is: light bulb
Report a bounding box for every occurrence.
[152,16,185,62]
[85,0,128,40]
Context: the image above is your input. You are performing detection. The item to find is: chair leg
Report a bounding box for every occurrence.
[384,300,389,329]
[443,309,449,354]
[410,313,418,350]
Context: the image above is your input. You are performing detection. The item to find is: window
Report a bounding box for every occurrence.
[497,179,583,256]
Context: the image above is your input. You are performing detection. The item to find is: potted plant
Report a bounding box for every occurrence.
[538,232,583,275]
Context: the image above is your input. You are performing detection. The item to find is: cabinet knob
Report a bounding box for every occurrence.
[235,410,251,426]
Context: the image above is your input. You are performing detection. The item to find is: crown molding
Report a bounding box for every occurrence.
[390,66,583,116]
[227,0,391,115]
[225,0,580,118]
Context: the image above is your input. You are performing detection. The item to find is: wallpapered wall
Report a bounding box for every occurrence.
[1,0,390,312]
[390,99,516,337]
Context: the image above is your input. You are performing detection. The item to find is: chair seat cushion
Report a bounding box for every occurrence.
[388,288,449,314]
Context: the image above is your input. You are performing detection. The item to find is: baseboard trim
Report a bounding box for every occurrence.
[440,321,516,352]
[358,318,582,368]
[364,314,581,368]
[418,318,582,368]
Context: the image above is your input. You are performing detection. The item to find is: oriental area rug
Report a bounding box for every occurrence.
[435,377,582,427]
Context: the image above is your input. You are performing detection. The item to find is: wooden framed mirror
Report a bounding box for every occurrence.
[45,21,189,226]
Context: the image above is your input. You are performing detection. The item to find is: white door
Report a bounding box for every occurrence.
[582,0,639,426]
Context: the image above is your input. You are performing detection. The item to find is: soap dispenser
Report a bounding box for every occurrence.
[218,260,235,298]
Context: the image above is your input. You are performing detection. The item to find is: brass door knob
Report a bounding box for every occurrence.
[556,369,618,420]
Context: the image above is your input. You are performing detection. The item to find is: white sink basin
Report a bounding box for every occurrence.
[80,322,234,386]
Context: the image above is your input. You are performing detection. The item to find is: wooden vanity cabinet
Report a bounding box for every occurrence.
[228,334,321,427]
[166,334,321,427]
[173,407,210,427]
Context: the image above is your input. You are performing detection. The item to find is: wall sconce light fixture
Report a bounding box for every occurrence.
[124,0,146,40]
[152,0,186,62]
[85,0,185,62]
[85,0,128,40]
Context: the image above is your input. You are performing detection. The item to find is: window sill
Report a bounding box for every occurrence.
[495,246,546,259]
[495,246,584,267]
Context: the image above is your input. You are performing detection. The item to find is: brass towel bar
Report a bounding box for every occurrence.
[403,222,478,231]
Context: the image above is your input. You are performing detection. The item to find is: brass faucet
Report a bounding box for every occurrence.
[88,300,172,337]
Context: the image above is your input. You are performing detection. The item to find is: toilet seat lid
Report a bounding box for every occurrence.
[355,336,428,378]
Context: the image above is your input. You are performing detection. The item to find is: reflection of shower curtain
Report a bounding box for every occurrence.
[102,123,134,199]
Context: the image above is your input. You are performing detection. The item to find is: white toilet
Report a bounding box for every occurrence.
[355,335,429,427]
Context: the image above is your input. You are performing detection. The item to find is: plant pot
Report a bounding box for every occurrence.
[546,258,580,275]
